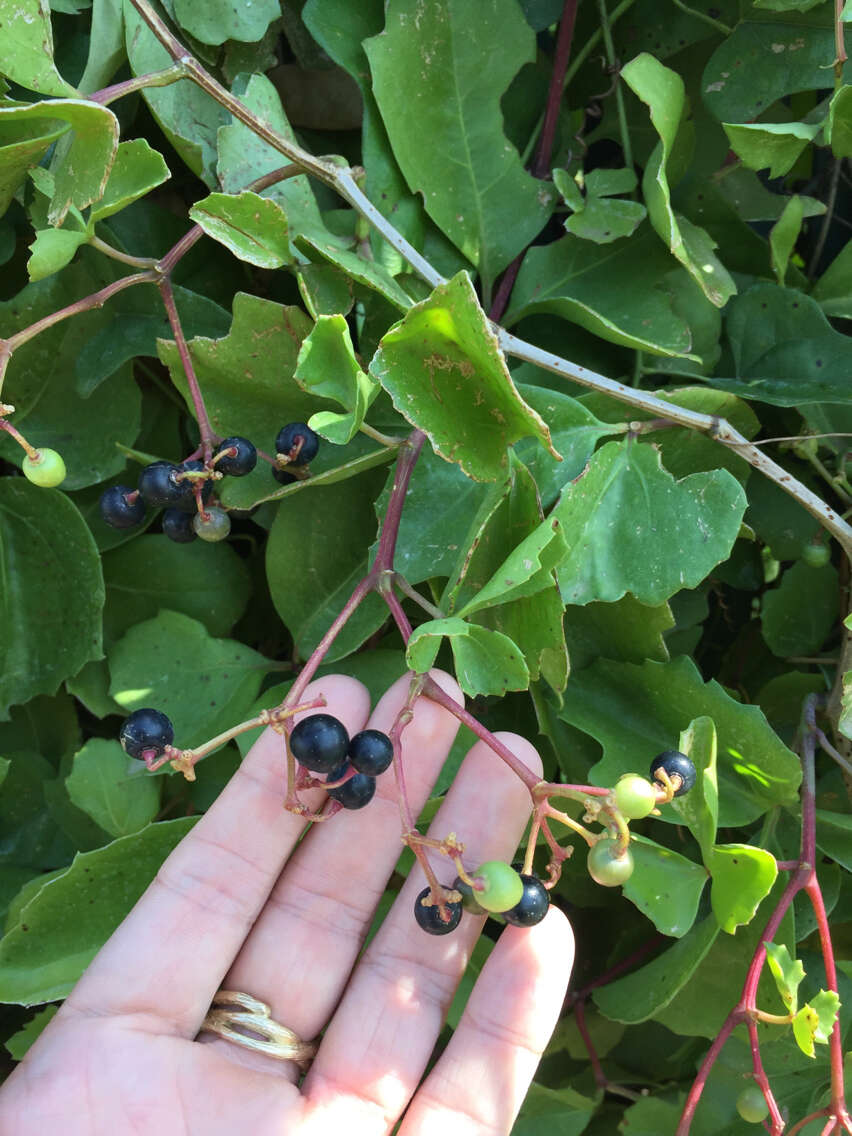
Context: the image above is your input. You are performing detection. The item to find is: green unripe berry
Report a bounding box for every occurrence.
[471,860,524,913]
[613,774,657,820]
[802,540,830,568]
[22,448,66,488]
[736,1084,769,1124]
[587,838,634,887]
[193,506,231,542]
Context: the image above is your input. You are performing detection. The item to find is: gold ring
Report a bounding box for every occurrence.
[199,989,317,1068]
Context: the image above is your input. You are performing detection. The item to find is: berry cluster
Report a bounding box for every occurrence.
[289,713,393,810]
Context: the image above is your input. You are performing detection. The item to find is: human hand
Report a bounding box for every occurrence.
[0,672,573,1136]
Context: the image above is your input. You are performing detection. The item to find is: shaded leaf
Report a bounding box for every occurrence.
[27,228,87,282]
[188,190,292,269]
[5,1005,58,1059]
[770,194,804,285]
[761,560,839,657]
[0,111,68,217]
[623,834,708,938]
[723,122,820,179]
[173,0,279,46]
[65,738,160,837]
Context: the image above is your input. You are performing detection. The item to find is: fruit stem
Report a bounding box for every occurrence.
[746,1017,784,1134]
[158,276,216,461]
[543,803,596,847]
[88,60,189,104]
[0,418,39,460]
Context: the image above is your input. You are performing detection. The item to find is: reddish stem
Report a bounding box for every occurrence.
[373,431,426,571]
[488,255,523,323]
[532,0,580,178]
[746,1018,784,1135]
[788,1112,831,1136]
[158,276,217,460]
[806,874,850,1127]
[574,999,607,1089]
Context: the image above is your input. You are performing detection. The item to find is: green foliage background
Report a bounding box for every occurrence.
[0,0,851,1130]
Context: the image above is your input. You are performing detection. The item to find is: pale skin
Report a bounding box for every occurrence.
[0,671,574,1136]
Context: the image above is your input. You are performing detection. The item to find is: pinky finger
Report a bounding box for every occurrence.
[399,909,575,1136]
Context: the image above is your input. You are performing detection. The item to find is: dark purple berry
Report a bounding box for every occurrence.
[119,708,174,760]
[650,751,696,797]
[214,437,257,477]
[503,874,550,927]
[452,875,487,916]
[289,713,349,773]
[138,460,186,508]
[414,885,463,935]
[272,468,297,486]
[99,485,146,529]
[325,760,376,810]
[172,460,213,512]
[347,729,393,776]
[162,508,197,543]
[276,422,319,465]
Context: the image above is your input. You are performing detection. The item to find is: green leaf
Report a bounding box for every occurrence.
[123,0,228,184]
[102,534,252,644]
[0,100,119,225]
[814,807,852,869]
[108,611,267,749]
[0,0,78,97]
[370,272,557,480]
[295,315,379,444]
[76,0,125,96]
[188,190,292,269]
[723,122,820,179]
[173,0,279,45]
[505,228,693,356]
[708,843,778,933]
[623,834,708,938]
[27,228,87,282]
[673,716,719,860]
[770,194,804,285]
[563,595,673,671]
[0,480,103,718]
[364,0,555,288]
[5,1005,58,1059]
[294,229,414,312]
[765,941,805,1014]
[563,195,647,244]
[512,1082,600,1136]
[297,263,354,319]
[712,283,852,405]
[558,656,801,827]
[89,138,170,223]
[217,73,325,242]
[406,617,530,697]
[65,739,160,838]
[552,440,746,606]
[0,818,196,1004]
[812,238,852,318]
[793,991,840,1057]
[593,915,719,1023]
[622,53,735,307]
[761,561,839,657]
[456,517,566,618]
[0,111,68,217]
[266,473,389,662]
[827,85,852,158]
[703,21,847,123]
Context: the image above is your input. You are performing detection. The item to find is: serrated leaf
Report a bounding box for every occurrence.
[108,611,267,749]
[27,228,87,282]
[295,314,379,444]
[370,272,557,480]
[506,228,693,356]
[765,941,805,1014]
[622,53,735,307]
[364,0,554,288]
[0,480,103,718]
[89,137,170,223]
[708,843,778,933]
[5,1005,58,1059]
[552,439,746,606]
[723,122,820,179]
[0,0,78,97]
[0,818,196,1004]
[188,190,292,269]
[558,656,801,828]
[792,992,839,1057]
[406,617,530,697]
[623,834,708,937]
[65,739,160,838]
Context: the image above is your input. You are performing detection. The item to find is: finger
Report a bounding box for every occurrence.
[400,909,574,1136]
[210,670,463,1069]
[64,675,371,1035]
[299,731,541,1135]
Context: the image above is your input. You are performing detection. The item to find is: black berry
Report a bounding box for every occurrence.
[413,885,463,936]
[452,875,487,916]
[172,460,213,512]
[214,437,257,477]
[503,874,550,927]
[162,508,197,543]
[276,422,319,465]
[650,750,696,797]
[289,713,349,773]
[119,708,174,760]
[137,460,186,508]
[273,468,297,486]
[99,485,146,529]
[348,729,393,776]
[325,760,376,810]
